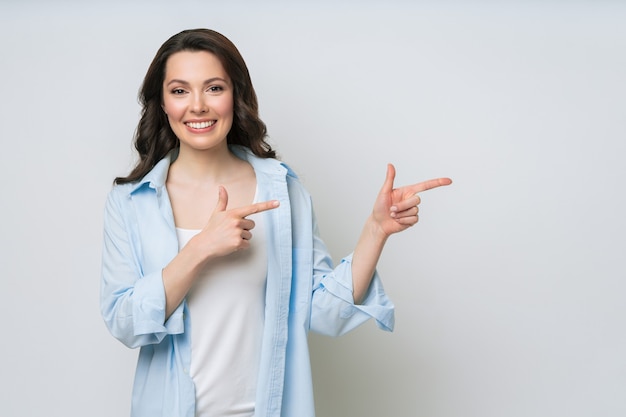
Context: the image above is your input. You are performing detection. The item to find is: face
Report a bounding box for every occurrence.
[162,50,234,154]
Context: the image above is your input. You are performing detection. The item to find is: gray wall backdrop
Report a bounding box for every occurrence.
[1,1,625,416]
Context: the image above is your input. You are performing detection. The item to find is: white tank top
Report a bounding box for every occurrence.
[176,209,267,417]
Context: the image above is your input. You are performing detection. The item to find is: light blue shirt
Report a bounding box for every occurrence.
[100,146,395,417]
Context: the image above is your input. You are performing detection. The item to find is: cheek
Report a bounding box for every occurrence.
[216,95,234,118]
[162,98,185,120]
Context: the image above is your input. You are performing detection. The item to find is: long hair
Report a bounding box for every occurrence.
[115,29,275,184]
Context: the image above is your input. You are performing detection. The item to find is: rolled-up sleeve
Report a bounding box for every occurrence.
[100,189,184,349]
[309,216,395,337]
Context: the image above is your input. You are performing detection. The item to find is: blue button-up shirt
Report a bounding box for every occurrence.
[100,146,395,417]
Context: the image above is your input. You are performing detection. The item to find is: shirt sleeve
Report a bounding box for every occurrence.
[100,188,184,349]
[309,213,395,337]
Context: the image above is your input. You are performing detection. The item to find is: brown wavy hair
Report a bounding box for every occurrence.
[115,29,275,184]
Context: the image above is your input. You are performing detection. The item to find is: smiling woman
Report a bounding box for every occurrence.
[100,28,451,417]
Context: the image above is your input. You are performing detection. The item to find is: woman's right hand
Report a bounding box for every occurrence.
[194,185,280,259]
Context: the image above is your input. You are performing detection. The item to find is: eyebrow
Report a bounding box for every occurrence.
[166,77,228,86]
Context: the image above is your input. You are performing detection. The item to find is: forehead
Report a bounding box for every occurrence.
[164,50,229,81]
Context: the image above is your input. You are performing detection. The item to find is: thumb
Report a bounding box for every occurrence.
[381,163,396,193]
[214,186,228,212]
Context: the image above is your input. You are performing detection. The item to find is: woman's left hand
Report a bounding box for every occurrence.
[372,164,452,237]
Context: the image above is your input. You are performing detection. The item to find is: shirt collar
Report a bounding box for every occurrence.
[230,145,297,179]
[129,149,178,195]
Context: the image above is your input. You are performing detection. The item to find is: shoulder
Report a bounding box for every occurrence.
[230,145,313,206]
[107,151,174,201]
[106,182,133,205]
[231,145,298,177]
[103,182,137,224]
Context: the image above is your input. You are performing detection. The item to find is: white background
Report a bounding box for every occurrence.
[1,1,625,416]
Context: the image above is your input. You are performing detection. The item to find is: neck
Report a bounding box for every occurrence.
[171,143,243,183]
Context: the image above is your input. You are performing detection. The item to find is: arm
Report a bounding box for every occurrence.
[351,164,452,304]
[100,189,175,348]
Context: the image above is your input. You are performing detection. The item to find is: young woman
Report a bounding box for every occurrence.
[101,28,451,417]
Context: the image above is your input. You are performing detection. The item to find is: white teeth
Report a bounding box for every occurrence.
[186,121,214,129]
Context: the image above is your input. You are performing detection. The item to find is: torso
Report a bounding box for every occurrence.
[165,151,265,416]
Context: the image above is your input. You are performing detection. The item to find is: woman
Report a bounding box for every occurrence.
[101,28,451,417]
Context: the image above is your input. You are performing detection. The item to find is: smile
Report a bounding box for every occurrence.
[185,121,215,129]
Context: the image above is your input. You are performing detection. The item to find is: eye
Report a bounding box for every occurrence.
[171,88,186,95]
[207,85,224,93]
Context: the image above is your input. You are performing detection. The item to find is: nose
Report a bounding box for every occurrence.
[190,93,208,113]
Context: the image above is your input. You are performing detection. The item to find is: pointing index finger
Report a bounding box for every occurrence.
[411,177,453,194]
[234,199,280,218]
